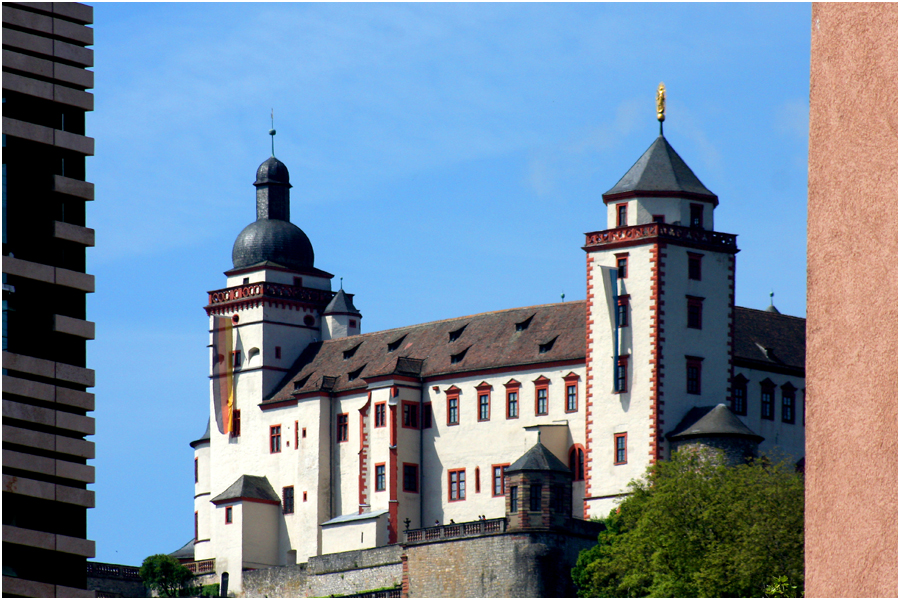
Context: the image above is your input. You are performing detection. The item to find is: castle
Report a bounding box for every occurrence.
[186,109,806,594]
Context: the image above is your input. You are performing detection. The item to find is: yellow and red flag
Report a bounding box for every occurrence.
[212,316,234,434]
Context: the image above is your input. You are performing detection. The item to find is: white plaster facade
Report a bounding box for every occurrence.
[188,135,805,592]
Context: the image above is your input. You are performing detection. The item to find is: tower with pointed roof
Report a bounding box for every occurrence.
[582,124,740,518]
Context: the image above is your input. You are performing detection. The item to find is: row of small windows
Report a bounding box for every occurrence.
[615,203,705,230]
[444,376,580,425]
[731,376,802,425]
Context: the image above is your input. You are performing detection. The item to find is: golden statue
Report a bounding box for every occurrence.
[656,82,666,122]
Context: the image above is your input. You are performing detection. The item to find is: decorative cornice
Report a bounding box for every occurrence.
[205,282,335,315]
[584,222,738,255]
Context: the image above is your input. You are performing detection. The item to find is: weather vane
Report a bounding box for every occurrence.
[269,109,276,157]
[656,82,666,135]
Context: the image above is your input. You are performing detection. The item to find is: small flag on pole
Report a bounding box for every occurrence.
[212,316,234,434]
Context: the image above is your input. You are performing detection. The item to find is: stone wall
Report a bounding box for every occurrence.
[404,531,597,598]
[240,545,403,598]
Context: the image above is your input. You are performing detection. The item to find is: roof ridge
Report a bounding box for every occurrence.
[320,300,586,344]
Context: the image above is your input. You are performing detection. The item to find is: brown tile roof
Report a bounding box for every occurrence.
[266,301,586,402]
[733,307,806,375]
[263,303,806,404]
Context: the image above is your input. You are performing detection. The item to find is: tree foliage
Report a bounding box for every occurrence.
[139,554,198,598]
[572,450,804,597]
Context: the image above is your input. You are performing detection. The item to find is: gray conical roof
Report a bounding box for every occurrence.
[323,289,361,316]
[211,475,280,505]
[667,404,764,442]
[604,136,717,204]
[189,418,211,448]
[507,441,571,474]
[169,538,195,560]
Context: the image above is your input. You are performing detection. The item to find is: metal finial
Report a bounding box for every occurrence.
[269,109,276,157]
[769,291,774,303]
[340,277,343,290]
[561,291,565,301]
[537,430,541,444]
[656,82,666,135]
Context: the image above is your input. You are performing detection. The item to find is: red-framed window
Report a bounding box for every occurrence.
[446,386,460,426]
[761,379,775,420]
[302,427,307,438]
[564,373,579,413]
[569,445,585,480]
[448,469,466,502]
[194,458,198,483]
[732,374,749,416]
[476,383,491,422]
[687,296,703,330]
[614,433,627,465]
[402,401,419,429]
[403,463,419,493]
[375,463,386,492]
[492,464,509,497]
[782,383,797,424]
[688,252,703,281]
[690,203,704,229]
[617,295,629,328]
[652,214,665,224]
[615,356,629,393]
[505,380,520,419]
[231,350,242,369]
[303,491,308,502]
[349,319,357,328]
[295,420,299,449]
[194,511,198,540]
[275,346,282,359]
[474,467,481,493]
[616,203,628,227]
[283,486,294,514]
[616,253,629,279]
[231,409,241,437]
[686,357,703,395]
[534,376,549,416]
[337,413,349,442]
[422,402,433,429]
[374,402,387,428]
[225,506,233,524]
[270,425,282,453]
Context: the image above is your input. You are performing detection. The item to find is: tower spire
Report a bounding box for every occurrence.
[269,109,276,157]
[656,82,666,136]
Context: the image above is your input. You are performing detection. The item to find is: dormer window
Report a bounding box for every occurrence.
[343,343,362,360]
[449,325,467,342]
[616,203,628,228]
[293,373,312,391]
[387,335,407,353]
[450,347,469,364]
[348,365,365,381]
[515,315,534,332]
[538,336,557,354]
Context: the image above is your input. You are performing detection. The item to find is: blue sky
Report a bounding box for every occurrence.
[86,2,811,566]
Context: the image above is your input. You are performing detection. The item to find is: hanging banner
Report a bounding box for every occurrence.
[212,316,234,434]
[597,265,619,386]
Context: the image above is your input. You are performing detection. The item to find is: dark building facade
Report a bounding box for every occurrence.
[2,2,96,597]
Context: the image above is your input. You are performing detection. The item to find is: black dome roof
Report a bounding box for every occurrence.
[255,156,291,187]
[232,218,314,271]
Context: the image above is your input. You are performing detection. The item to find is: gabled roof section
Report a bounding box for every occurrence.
[211,475,280,505]
[507,441,571,475]
[603,135,718,204]
[265,301,585,403]
[733,307,806,375]
[667,404,764,442]
[324,289,361,316]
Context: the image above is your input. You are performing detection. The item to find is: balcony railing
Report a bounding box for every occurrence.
[344,586,402,598]
[86,562,142,580]
[404,517,507,545]
[584,223,738,252]
[184,559,216,575]
[207,282,335,309]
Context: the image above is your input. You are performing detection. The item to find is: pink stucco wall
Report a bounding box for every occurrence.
[806,3,898,597]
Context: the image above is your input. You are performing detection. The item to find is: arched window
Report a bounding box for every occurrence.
[569,445,585,481]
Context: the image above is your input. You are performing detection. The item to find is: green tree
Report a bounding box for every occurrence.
[573,450,804,597]
[139,554,198,598]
